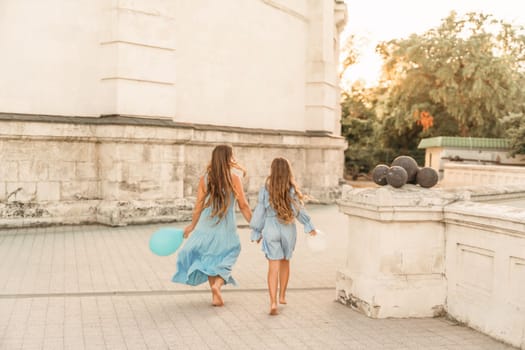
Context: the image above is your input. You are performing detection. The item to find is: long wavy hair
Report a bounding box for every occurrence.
[204,145,245,219]
[266,157,304,224]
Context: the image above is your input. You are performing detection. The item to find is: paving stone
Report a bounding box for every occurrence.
[0,206,518,349]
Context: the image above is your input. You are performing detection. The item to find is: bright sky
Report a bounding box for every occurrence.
[341,0,525,89]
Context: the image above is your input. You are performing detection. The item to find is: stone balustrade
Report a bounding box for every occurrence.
[337,185,525,349]
[443,163,525,187]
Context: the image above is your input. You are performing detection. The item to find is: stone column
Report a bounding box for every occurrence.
[336,186,460,318]
[305,0,345,134]
[99,0,176,119]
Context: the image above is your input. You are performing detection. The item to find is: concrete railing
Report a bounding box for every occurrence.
[337,185,525,349]
[442,163,525,187]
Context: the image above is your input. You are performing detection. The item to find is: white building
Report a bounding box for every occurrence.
[418,136,525,179]
[0,0,348,227]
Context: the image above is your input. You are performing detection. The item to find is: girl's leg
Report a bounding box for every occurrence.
[211,276,225,307]
[208,276,216,288]
[208,276,217,305]
[279,259,290,304]
[268,259,280,315]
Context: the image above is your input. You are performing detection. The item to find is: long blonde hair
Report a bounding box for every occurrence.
[266,157,304,224]
[204,145,245,219]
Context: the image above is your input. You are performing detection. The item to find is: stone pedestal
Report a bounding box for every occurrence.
[336,185,461,318]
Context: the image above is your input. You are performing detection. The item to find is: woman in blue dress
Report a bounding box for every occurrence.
[172,145,252,306]
[250,157,316,315]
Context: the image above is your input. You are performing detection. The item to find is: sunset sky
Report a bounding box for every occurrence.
[341,0,525,88]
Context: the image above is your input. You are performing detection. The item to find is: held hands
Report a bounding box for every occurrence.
[251,234,262,244]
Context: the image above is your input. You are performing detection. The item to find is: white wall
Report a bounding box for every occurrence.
[174,0,308,131]
[424,147,525,178]
[445,202,525,349]
[98,0,177,118]
[0,0,344,133]
[0,0,104,117]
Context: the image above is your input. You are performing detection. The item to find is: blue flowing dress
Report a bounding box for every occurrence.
[172,178,241,286]
[250,186,315,260]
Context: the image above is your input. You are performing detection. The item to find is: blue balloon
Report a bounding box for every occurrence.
[149,227,184,256]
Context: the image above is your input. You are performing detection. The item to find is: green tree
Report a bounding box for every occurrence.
[502,112,525,156]
[376,12,525,139]
[339,34,359,80]
[341,83,394,177]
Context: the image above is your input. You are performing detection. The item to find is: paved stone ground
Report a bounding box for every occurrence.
[0,205,517,349]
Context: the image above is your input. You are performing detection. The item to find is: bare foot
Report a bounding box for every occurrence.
[269,303,278,315]
[279,298,287,305]
[211,286,224,307]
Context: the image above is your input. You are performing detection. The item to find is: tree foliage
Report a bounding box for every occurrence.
[376,12,525,138]
[502,112,525,156]
[340,12,525,176]
[339,34,359,79]
[341,84,382,177]
[340,84,425,177]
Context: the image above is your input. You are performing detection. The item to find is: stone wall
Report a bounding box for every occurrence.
[0,115,345,228]
[337,185,525,349]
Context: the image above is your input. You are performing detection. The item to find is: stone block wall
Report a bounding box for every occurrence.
[0,115,346,227]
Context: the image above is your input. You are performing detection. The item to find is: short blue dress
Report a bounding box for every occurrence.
[172,176,241,286]
[250,186,315,260]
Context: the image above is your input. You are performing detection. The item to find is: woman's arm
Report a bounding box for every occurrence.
[232,174,252,223]
[183,176,206,238]
[249,187,267,243]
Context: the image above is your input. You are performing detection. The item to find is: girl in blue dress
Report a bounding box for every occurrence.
[172,145,252,306]
[250,157,316,315]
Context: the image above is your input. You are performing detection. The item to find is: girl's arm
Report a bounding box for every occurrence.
[232,174,252,223]
[250,187,267,242]
[183,176,206,238]
[295,200,316,236]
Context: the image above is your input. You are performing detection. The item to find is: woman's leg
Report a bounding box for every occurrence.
[211,276,224,306]
[279,259,290,304]
[268,259,280,315]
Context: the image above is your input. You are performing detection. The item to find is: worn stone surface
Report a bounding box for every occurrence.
[36,181,60,201]
[0,120,345,227]
[338,185,525,349]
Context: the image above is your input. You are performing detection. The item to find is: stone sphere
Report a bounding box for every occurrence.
[391,155,419,183]
[416,167,439,188]
[407,167,420,184]
[386,166,408,188]
[371,164,389,186]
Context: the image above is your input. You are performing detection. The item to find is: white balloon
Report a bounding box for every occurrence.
[306,230,327,252]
